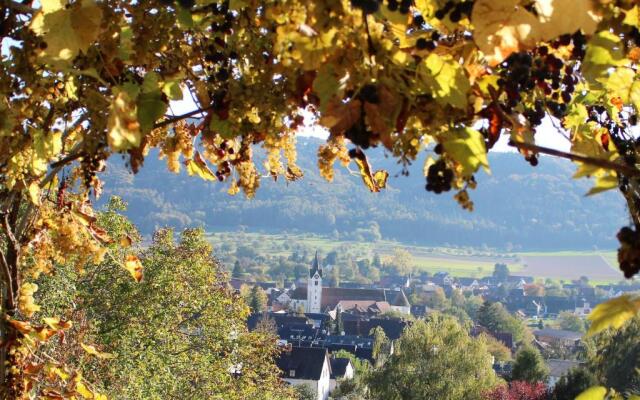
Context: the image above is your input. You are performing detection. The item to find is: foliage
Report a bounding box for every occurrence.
[480,333,513,362]
[293,384,316,400]
[483,381,548,400]
[493,264,510,282]
[31,204,292,399]
[367,314,498,400]
[551,367,598,400]
[478,301,533,344]
[557,311,587,333]
[4,0,640,395]
[510,346,549,384]
[585,316,640,395]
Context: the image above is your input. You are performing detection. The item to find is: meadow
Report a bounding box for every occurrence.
[207,231,622,282]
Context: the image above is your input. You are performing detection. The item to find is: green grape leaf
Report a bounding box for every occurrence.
[313,64,341,113]
[602,67,635,103]
[583,31,627,83]
[137,73,167,134]
[32,129,62,175]
[587,295,640,336]
[442,127,490,176]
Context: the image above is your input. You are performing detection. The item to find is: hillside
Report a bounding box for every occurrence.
[100,137,627,251]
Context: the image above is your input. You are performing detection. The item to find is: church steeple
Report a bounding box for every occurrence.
[307,251,323,313]
[309,251,322,278]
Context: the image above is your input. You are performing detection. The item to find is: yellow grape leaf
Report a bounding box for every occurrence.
[28,182,41,205]
[533,0,600,41]
[602,67,635,104]
[120,234,133,248]
[586,174,618,196]
[472,0,601,66]
[587,295,640,336]
[442,127,490,176]
[576,386,607,400]
[107,90,141,151]
[471,0,539,66]
[186,151,217,181]
[624,6,640,27]
[81,343,115,359]
[30,0,103,66]
[123,254,143,282]
[43,317,72,331]
[76,381,94,399]
[351,148,388,192]
[32,129,62,175]
[420,53,470,109]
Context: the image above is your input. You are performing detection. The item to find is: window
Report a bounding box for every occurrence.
[315,281,318,286]
[289,370,295,377]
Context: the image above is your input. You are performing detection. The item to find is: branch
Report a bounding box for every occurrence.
[154,105,215,129]
[508,140,640,178]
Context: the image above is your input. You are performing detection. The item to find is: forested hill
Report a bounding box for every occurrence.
[100,137,627,251]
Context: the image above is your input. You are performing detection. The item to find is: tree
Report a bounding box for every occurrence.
[511,346,549,384]
[5,0,640,394]
[557,311,586,333]
[493,264,510,282]
[478,301,532,344]
[249,285,269,313]
[585,316,640,394]
[480,333,513,363]
[34,206,292,399]
[388,248,414,276]
[484,381,548,400]
[329,265,341,287]
[232,260,245,278]
[550,368,597,400]
[370,326,390,367]
[367,315,498,400]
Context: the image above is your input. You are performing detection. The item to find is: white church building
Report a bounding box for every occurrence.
[289,253,411,315]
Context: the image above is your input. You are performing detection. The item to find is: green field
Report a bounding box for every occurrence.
[206,231,622,282]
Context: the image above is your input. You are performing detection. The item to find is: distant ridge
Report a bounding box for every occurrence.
[100,137,627,251]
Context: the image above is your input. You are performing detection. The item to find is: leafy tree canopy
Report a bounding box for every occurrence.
[3,0,640,396]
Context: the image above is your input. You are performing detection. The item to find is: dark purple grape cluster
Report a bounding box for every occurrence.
[617,227,640,278]
[386,0,413,14]
[434,1,473,22]
[425,159,454,193]
[351,0,382,14]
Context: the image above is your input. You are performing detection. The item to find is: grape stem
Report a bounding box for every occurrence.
[508,140,640,178]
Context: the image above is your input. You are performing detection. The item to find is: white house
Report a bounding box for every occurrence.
[277,346,331,400]
[329,357,355,392]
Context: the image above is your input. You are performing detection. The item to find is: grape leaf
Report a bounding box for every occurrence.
[186,151,217,181]
[81,343,115,359]
[123,254,143,282]
[587,295,640,336]
[107,89,142,151]
[30,0,103,66]
[586,174,618,196]
[442,127,490,176]
[576,386,607,400]
[420,54,470,109]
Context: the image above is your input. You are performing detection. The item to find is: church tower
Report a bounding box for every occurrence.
[307,251,323,313]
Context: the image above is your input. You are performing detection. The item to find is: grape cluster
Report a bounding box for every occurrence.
[425,159,454,193]
[434,1,473,22]
[351,0,383,14]
[617,227,640,278]
[386,0,413,14]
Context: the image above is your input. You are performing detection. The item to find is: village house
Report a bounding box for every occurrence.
[329,357,355,392]
[277,346,332,400]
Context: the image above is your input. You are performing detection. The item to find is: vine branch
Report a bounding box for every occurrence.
[508,140,640,178]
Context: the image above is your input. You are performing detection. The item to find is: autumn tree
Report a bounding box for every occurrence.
[33,200,292,399]
[557,311,586,333]
[483,381,548,400]
[4,0,640,395]
[367,314,498,399]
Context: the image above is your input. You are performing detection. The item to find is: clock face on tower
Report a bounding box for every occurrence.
[314,273,319,279]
